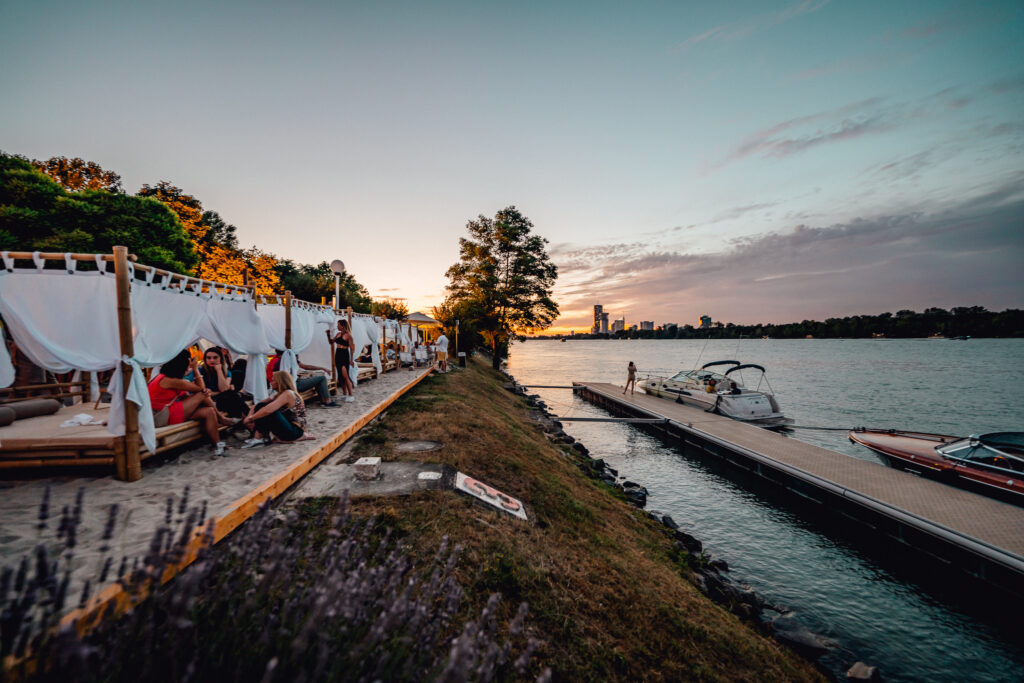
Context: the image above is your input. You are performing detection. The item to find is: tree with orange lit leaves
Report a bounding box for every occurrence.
[243,248,283,296]
[138,181,282,293]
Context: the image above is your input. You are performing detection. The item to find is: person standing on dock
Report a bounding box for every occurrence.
[624,361,637,395]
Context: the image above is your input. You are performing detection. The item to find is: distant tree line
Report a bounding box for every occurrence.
[0,153,372,310]
[537,307,1024,340]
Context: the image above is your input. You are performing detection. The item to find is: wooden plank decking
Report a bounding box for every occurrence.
[575,382,1024,566]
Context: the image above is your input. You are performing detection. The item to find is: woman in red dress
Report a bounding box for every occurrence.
[148,349,235,455]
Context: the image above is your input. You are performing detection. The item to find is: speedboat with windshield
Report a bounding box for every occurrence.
[849,430,1024,503]
[639,360,792,428]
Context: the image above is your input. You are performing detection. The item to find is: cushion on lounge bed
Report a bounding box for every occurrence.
[10,399,62,420]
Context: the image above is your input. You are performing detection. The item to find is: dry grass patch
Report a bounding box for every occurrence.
[345,359,822,681]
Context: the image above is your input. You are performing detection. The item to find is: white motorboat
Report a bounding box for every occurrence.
[639,360,793,428]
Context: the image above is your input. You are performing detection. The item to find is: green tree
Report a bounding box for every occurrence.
[370,297,408,320]
[200,210,239,251]
[31,155,123,192]
[444,206,558,368]
[275,259,372,311]
[0,153,196,272]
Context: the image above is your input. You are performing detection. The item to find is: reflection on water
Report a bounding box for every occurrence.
[508,338,1024,682]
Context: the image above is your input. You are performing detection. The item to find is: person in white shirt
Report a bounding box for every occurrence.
[436,333,449,371]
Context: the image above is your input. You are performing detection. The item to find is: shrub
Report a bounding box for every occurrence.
[2,488,547,682]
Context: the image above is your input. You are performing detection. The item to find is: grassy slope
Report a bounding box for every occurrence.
[345,359,822,681]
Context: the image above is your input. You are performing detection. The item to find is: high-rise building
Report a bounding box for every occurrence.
[592,305,603,334]
[600,312,609,334]
[611,318,625,333]
[699,315,713,329]
[640,321,654,331]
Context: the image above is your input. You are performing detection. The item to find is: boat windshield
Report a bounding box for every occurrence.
[937,432,1024,472]
[669,370,727,383]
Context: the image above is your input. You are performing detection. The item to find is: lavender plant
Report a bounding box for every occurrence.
[2,490,547,682]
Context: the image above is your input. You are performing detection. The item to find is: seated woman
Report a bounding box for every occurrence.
[241,371,314,447]
[149,349,235,456]
[199,346,248,418]
[356,345,373,364]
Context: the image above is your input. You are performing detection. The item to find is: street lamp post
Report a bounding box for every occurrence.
[330,259,345,309]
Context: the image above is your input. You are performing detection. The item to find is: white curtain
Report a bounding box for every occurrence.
[256,304,319,382]
[109,283,208,451]
[349,316,380,378]
[299,308,336,371]
[0,322,15,387]
[199,298,274,402]
[0,257,208,454]
[365,317,382,375]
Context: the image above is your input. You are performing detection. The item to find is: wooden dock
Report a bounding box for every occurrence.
[573,382,1024,596]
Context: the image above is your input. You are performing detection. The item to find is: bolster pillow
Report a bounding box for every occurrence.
[0,406,15,427]
[9,399,62,420]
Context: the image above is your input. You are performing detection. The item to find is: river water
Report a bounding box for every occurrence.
[506,338,1024,682]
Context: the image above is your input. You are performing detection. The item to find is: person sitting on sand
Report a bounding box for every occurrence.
[149,349,235,456]
[199,346,248,418]
[241,371,314,448]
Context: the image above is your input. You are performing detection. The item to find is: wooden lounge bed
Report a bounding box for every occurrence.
[0,376,344,471]
[0,404,212,469]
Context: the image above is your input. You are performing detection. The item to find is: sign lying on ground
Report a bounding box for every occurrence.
[455,472,528,521]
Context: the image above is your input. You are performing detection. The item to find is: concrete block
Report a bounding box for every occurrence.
[354,456,381,481]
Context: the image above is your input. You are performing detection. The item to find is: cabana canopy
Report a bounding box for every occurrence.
[0,249,337,481]
[406,311,441,328]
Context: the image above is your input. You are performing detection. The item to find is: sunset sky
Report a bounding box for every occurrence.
[2,1,1022,332]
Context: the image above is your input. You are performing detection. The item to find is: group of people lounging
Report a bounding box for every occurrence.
[147,319,360,457]
[143,319,445,457]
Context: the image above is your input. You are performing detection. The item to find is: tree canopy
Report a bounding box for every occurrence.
[2,151,379,306]
[31,155,123,193]
[444,206,558,367]
[275,259,371,311]
[370,297,408,320]
[137,181,280,291]
[0,153,197,272]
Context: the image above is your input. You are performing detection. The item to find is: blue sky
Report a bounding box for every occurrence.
[2,0,1021,329]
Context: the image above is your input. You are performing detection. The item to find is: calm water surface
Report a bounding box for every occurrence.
[507,338,1024,682]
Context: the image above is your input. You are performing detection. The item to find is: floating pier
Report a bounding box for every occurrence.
[573,382,1024,598]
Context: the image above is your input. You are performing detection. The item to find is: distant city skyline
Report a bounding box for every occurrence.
[2,1,1021,329]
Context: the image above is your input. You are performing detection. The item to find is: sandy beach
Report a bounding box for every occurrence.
[0,367,431,612]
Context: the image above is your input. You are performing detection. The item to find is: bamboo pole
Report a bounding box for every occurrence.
[284,290,292,353]
[113,246,141,482]
[1,251,127,262]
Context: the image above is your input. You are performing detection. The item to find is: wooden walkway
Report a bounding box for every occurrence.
[0,368,435,648]
[574,382,1024,578]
